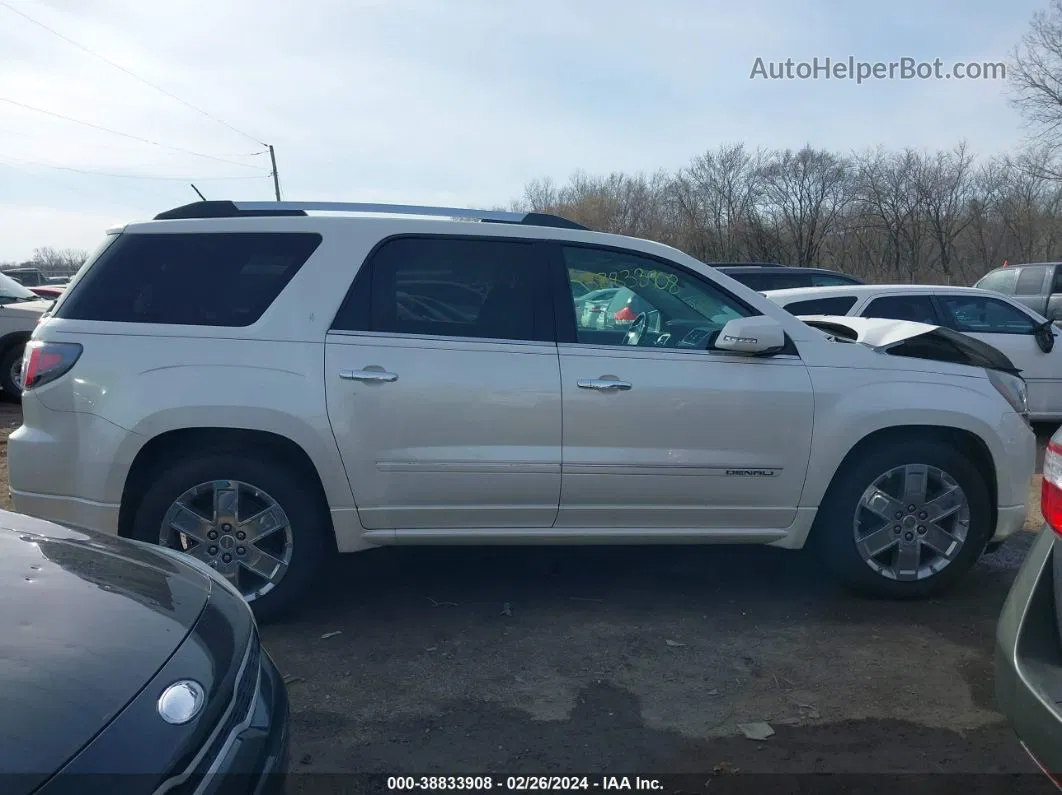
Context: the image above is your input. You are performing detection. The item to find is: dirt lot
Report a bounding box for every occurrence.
[0,402,1056,789]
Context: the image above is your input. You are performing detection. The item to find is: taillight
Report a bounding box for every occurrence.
[21,341,82,391]
[1042,441,1062,536]
[614,306,637,322]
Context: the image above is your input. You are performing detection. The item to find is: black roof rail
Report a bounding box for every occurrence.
[154,201,307,220]
[152,201,589,230]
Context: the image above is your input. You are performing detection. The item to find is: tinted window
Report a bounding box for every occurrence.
[729,273,807,291]
[1015,265,1049,294]
[564,246,751,346]
[974,268,1018,295]
[333,237,547,342]
[810,273,861,286]
[1051,267,1062,294]
[782,296,858,315]
[54,232,321,326]
[937,295,1037,334]
[862,295,940,324]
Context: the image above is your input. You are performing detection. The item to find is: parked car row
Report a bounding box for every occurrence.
[764,284,1062,421]
[2,202,1058,789]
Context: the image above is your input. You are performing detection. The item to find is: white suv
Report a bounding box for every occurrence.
[8,200,1037,620]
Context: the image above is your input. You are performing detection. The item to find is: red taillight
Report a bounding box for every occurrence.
[21,341,82,391]
[1042,441,1062,536]
[614,306,637,322]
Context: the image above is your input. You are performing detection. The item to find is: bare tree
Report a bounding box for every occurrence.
[917,142,976,283]
[1011,0,1062,152]
[757,146,852,267]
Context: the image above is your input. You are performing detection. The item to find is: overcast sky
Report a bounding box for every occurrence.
[0,0,1047,261]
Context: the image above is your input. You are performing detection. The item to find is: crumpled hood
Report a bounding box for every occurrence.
[797,314,1022,375]
[797,315,940,347]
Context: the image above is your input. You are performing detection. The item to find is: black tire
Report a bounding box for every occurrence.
[0,343,24,402]
[811,440,992,599]
[130,451,333,623]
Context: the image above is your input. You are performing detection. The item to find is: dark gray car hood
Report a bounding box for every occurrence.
[0,515,211,785]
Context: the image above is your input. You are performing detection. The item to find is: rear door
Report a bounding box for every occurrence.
[934,291,1062,417]
[325,235,563,530]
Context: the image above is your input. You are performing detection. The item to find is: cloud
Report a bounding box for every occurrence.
[0,0,1044,259]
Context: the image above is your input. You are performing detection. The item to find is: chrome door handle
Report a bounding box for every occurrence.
[340,369,398,383]
[577,378,632,391]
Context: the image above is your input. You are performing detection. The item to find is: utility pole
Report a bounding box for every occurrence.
[268,144,281,201]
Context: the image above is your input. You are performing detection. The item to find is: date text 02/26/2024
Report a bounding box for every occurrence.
[386,776,664,791]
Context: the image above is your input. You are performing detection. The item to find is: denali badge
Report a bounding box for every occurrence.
[726,469,777,477]
[722,335,758,344]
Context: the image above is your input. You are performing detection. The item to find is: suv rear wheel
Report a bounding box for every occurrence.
[1,342,25,401]
[130,451,332,622]
[813,440,992,598]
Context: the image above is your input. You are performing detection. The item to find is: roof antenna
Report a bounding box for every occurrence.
[190,183,207,201]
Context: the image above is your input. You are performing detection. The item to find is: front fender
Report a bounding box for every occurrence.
[800,371,1017,508]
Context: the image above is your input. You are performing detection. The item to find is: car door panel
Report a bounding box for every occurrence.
[325,234,562,530]
[325,334,562,528]
[555,243,815,531]
[556,345,815,529]
[934,292,1062,418]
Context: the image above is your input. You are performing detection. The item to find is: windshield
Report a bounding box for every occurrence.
[0,271,38,301]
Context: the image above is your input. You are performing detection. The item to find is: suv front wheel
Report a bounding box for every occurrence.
[813,440,992,599]
[131,451,332,622]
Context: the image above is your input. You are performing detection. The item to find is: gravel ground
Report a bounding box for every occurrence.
[0,402,1056,790]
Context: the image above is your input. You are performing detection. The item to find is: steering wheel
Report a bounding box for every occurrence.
[624,313,648,346]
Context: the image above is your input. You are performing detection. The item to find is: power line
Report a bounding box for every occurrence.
[0,154,273,180]
[0,0,267,147]
[0,97,265,170]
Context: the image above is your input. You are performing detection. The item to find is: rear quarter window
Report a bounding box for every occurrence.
[974,268,1019,295]
[54,232,322,326]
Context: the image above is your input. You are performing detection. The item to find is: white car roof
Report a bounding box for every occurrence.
[763,284,991,302]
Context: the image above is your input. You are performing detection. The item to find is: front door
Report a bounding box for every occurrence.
[325,235,562,530]
[554,244,815,531]
[934,292,1062,417]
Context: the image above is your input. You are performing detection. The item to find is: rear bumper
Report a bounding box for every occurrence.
[8,395,138,535]
[996,526,1062,782]
[994,504,1031,544]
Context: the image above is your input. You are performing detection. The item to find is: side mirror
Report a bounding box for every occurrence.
[1035,320,1056,354]
[713,317,786,355]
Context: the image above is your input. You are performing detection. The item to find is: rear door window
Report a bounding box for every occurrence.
[54,232,322,326]
[809,273,861,286]
[861,295,942,324]
[730,273,807,291]
[782,296,858,315]
[1014,265,1049,295]
[332,236,552,342]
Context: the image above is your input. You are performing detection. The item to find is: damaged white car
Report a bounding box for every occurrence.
[6,203,1040,617]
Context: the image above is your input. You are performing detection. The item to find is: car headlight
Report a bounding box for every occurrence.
[987,368,1029,419]
[128,539,247,604]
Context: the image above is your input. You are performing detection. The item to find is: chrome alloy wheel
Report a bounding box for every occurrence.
[10,354,22,391]
[160,479,293,601]
[853,463,971,581]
